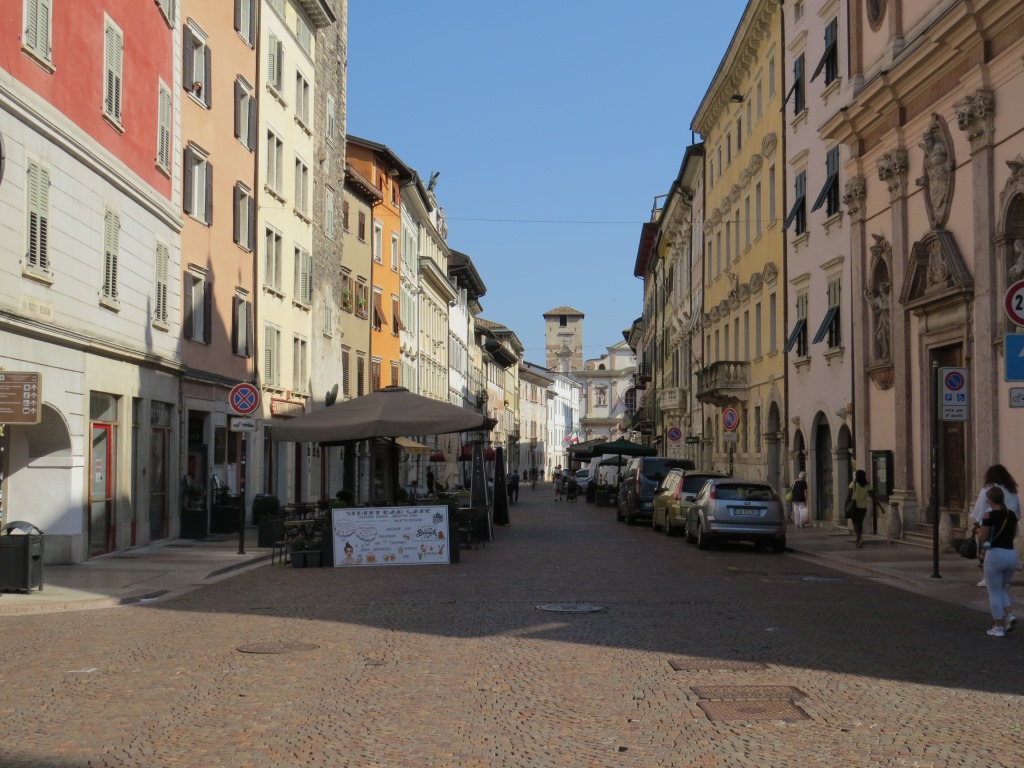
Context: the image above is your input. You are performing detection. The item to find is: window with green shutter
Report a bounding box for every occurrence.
[154,242,170,324]
[23,0,53,65]
[103,20,123,125]
[157,83,172,173]
[26,161,50,275]
[102,209,120,302]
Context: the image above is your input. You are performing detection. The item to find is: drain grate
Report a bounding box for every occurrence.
[536,602,604,613]
[698,699,810,722]
[691,685,805,701]
[668,656,767,671]
[236,641,320,654]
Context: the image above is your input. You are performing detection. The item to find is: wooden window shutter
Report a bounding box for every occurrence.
[155,243,169,322]
[247,96,257,150]
[232,295,241,353]
[103,210,119,299]
[263,327,274,384]
[183,275,194,339]
[233,0,242,34]
[234,80,243,139]
[233,184,242,244]
[182,26,195,90]
[203,278,213,343]
[248,193,256,249]
[204,161,213,224]
[244,301,253,357]
[203,45,212,108]
[104,24,123,121]
[27,162,50,271]
[157,86,172,171]
[182,147,194,214]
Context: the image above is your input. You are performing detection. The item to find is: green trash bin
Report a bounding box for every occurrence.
[0,521,44,593]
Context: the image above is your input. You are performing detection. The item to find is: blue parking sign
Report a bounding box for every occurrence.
[1006,335,1024,382]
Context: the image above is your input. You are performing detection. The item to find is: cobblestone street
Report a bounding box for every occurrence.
[2,489,1022,767]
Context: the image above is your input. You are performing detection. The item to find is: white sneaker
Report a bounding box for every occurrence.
[977,578,987,587]
[1006,615,1018,633]
[987,626,1006,637]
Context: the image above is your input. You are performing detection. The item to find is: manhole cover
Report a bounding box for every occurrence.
[536,602,604,613]
[236,641,320,654]
[668,657,766,671]
[698,699,810,722]
[691,685,805,700]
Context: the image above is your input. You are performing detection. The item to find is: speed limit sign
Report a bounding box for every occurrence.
[1004,279,1024,326]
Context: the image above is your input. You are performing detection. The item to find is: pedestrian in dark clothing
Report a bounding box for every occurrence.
[846,469,874,548]
[508,470,519,503]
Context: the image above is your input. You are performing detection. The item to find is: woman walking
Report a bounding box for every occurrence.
[847,469,874,549]
[971,464,1021,587]
[790,471,810,528]
[978,485,1019,637]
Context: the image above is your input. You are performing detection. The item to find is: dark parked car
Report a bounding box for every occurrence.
[652,469,729,535]
[685,477,787,552]
[616,456,696,525]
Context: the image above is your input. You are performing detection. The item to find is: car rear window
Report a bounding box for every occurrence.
[683,475,718,494]
[715,484,775,501]
[641,459,694,480]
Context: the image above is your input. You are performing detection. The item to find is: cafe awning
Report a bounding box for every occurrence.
[395,437,431,455]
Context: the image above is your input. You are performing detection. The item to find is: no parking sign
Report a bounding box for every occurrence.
[939,367,968,422]
[229,382,261,415]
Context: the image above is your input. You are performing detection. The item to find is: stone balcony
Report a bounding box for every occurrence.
[695,361,749,408]
[659,386,685,413]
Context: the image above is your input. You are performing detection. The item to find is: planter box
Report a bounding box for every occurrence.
[595,490,610,507]
[180,508,208,539]
[291,550,322,568]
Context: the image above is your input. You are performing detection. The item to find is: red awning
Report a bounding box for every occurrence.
[429,451,446,463]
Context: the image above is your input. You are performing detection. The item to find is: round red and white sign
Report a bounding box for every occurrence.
[1005,280,1024,326]
[229,382,261,415]
[722,408,739,431]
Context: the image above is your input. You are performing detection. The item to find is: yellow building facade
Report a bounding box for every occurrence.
[691,0,786,488]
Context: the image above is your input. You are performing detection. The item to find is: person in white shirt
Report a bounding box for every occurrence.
[971,464,1020,587]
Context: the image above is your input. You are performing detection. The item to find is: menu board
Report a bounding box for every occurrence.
[331,505,451,567]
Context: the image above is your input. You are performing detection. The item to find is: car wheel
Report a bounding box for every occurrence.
[625,505,635,526]
[652,512,662,532]
[685,518,696,543]
[696,522,711,550]
[664,516,673,536]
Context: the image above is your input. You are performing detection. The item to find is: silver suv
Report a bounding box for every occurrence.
[685,477,787,553]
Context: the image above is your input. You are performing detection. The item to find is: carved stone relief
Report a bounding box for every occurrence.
[954,89,995,154]
[877,150,909,201]
[865,234,893,363]
[916,114,955,230]
[843,176,867,222]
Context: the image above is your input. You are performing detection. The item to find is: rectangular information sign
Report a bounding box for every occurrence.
[331,505,451,567]
[939,367,968,422]
[0,372,42,425]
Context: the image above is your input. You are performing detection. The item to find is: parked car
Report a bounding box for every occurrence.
[575,468,593,490]
[617,456,696,525]
[685,477,787,552]
[652,469,729,536]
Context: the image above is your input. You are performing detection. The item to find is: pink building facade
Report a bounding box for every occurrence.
[823,0,1024,547]
[783,0,855,524]
[0,1,182,561]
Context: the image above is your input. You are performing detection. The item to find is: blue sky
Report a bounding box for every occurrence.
[346,1,748,365]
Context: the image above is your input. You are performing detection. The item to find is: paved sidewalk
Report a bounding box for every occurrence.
[0,511,1006,616]
[0,528,270,615]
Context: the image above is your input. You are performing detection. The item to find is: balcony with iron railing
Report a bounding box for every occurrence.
[695,361,749,408]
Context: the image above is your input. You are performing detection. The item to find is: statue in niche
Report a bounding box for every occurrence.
[926,239,948,287]
[917,116,955,230]
[1009,239,1024,283]
[865,281,892,362]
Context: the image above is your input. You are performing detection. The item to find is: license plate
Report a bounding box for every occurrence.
[730,506,762,517]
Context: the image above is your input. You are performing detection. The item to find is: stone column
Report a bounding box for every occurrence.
[954,90,998,479]
[843,176,869,465]
[876,150,918,527]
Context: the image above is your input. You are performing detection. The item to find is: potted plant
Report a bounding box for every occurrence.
[595,483,612,507]
[291,535,323,568]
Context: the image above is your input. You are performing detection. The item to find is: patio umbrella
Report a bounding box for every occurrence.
[273,386,492,443]
[590,438,656,486]
[273,386,494,502]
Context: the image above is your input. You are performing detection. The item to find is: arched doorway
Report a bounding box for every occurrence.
[792,429,806,478]
[836,424,853,527]
[814,416,833,522]
[766,402,781,491]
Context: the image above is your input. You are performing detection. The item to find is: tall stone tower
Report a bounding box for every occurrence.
[543,306,585,372]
